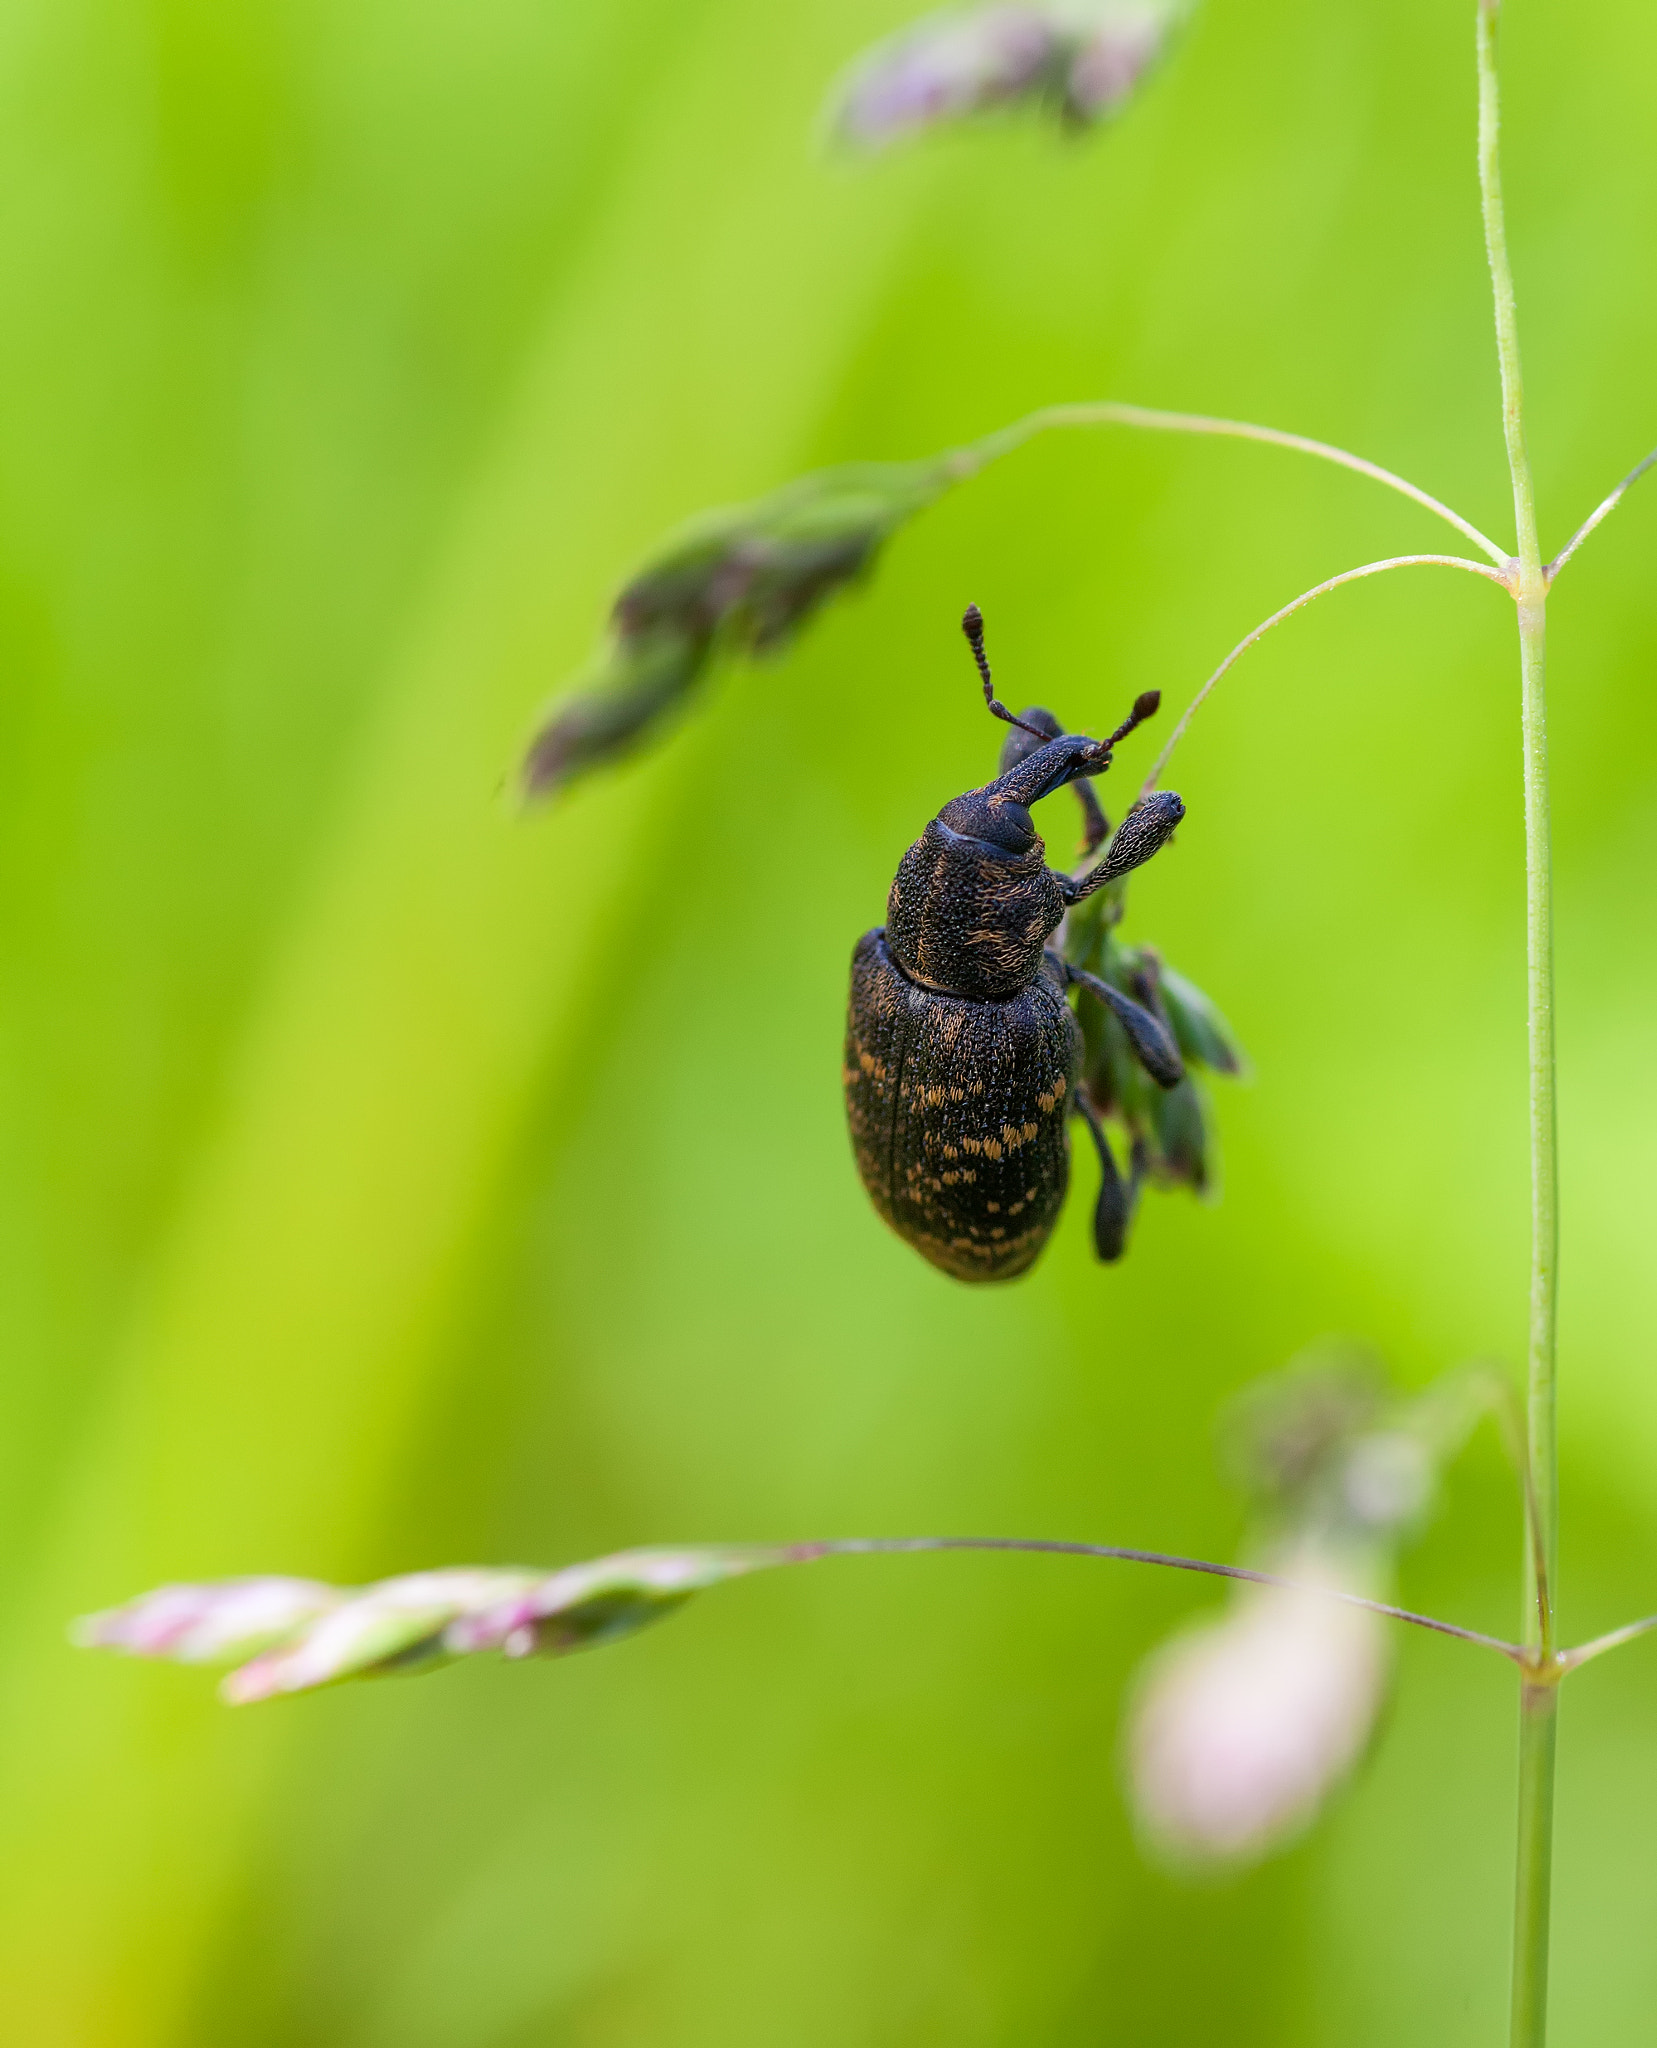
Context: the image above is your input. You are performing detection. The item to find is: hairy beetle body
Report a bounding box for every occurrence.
[845,932,1078,1282]
[843,607,1191,1282]
[885,820,1067,1000]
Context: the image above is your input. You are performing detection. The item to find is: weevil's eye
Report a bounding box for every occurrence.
[978,797,1037,850]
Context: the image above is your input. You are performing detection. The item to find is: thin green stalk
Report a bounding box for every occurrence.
[1478,5,1559,2044]
[965,401,1510,563]
[1512,1685,1560,2048]
[1517,572,1555,1667]
[1137,553,1507,794]
[1548,441,1657,579]
[786,1537,1525,1659]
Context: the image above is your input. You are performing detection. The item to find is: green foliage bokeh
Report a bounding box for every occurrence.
[0,0,1654,2041]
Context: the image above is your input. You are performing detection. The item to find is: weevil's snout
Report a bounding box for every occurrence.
[999,715,1112,796]
[1048,735,1114,790]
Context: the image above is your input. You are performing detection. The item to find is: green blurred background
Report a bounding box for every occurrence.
[0,0,1653,2039]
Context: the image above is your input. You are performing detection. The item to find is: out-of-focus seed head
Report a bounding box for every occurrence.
[617,463,954,657]
[834,7,1063,145]
[73,1578,342,1666]
[74,1548,787,1704]
[519,634,702,800]
[1126,1551,1387,1866]
[830,2,1184,148]
[1062,7,1171,122]
[1124,1353,1478,1867]
[1148,1072,1209,1191]
[1221,1349,1447,1543]
[1223,1347,1387,1513]
[222,1569,545,1703]
[520,459,962,801]
[448,1546,780,1658]
[1339,1428,1435,1532]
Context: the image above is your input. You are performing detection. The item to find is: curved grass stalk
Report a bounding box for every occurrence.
[782,1535,1526,1660]
[1136,553,1509,795]
[1547,442,1657,580]
[967,401,1511,565]
[1556,1614,1657,1673]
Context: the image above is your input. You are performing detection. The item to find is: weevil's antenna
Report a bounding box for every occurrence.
[1104,690,1162,751]
[962,605,1054,744]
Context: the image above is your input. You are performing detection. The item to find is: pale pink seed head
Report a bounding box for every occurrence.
[72,1578,341,1665]
[1126,1553,1388,1865]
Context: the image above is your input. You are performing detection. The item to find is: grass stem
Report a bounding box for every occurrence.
[782,1536,1524,1658]
[1138,553,1507,794]
[1548,442,1657,579]
[1477,5,1559,2040]
[1512,1683,1560,2048]
[965,402,1510,563]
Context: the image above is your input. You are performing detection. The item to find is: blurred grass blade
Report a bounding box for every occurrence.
[0,0,945,2023]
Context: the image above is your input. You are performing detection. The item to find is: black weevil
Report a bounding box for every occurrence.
[843,606,1188,1283]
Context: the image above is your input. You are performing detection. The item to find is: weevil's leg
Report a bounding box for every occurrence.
[1073,1087,1141,1262]
[1000,707,1110,854]
[1067,963,1184,1089]
[1058,789,1185,905]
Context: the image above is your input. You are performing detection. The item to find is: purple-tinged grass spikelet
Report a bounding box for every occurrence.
[72,1578,342,1666]
[830,3,1183,149]
[74,1549,788,1705]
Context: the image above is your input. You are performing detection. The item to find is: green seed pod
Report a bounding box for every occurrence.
[1148,1073,1210,1191]
[1157,960,1246,1075]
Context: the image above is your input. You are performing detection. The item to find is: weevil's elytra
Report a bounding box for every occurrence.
[843,606,1188,1282]
[846,935,1077,1280]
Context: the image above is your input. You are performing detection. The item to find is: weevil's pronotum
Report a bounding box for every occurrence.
[843,606,1190,1282]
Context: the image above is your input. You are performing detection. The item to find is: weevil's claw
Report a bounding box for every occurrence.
[1073,1088,1143,1263]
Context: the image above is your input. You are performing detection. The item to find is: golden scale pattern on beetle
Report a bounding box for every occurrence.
[887,824,1064,1000]
[846,933,1078,1281]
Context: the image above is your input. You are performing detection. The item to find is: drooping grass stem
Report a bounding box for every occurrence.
[966,401,1509,563]
[783,1536,1526,1659]
[1477,5,1559,2044]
